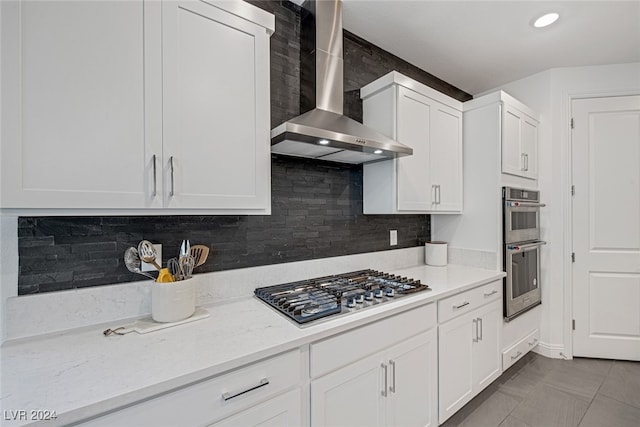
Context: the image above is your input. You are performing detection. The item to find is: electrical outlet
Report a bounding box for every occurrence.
[141,244,162,272]
[390,230,398,246]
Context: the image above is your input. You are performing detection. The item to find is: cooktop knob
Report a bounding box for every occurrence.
[365,291,373,301]
[385,288,395,297]
[356,294,365,304]
[374,289,384,299]
[346,297,356,308]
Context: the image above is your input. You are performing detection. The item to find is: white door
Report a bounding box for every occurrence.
[162,0,270,210]
[310,352,385,427]
[438,313,474,424]
[472,301,502,391]
[397,87,432,211]
[386,330,438,427]
[572,95,640,360]
[430,103,463,212]
[0,0,160,209]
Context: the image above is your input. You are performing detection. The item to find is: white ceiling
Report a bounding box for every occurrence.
[313,0,640,95]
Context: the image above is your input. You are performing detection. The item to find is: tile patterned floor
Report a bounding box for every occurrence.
[441,353,640,427]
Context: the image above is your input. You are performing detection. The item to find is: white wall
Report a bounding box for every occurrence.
[496,62,640,357]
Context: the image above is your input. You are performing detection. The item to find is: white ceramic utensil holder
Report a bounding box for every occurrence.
[151,279,196,323]
[425,241,448,266]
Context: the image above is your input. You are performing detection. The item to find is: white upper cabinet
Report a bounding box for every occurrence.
[0,0,274,214]
[360,71,463,214]
[501,99,539,180]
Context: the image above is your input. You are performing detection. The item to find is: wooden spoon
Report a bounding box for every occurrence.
[190,245,210,268]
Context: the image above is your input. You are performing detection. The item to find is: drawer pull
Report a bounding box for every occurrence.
[222,378,269,401]
[510,351,523,361]
[484,290,498,297]
[453,301,470,310]
[528,338,538,346]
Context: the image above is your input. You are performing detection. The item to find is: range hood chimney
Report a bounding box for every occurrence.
[270,0,413,164]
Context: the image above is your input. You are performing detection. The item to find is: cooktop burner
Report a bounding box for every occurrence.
[254,269,429,326]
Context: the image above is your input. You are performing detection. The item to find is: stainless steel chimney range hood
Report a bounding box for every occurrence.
[270,0,413,164]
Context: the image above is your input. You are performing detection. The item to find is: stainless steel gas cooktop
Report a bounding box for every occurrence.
[254,269,430,326]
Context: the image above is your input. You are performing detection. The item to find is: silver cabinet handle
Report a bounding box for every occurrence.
[484,290,498,297]
[453,301,469,310]
[511,351,523,361]
[151,154,157,197]
[528,338,538,346]
[472,318,478,343]
[436,185,441,205]
[432,185,437,205]
[526,154,529,171]
[381,363,388,397]
[169,156,175,197]
[222,378,269,401]
[478,317,483,341]
[389,360,396,394]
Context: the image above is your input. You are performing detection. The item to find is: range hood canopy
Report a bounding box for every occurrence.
[270,0,413,164]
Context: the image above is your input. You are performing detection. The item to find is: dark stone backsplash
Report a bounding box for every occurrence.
[17,1,470,294]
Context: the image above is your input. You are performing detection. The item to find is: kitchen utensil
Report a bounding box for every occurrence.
[124,247,157,280]
[157,268,175,283]
[179,254,195,280]
[189,245,210,268]
[167,257,181,281]
[180,240,188,258]
[138,240,162,271]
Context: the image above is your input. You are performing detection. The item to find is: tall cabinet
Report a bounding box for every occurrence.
[1,0,274,214]
[360,72,463,214]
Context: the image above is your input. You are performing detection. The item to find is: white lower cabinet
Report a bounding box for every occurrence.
[76,350,302,427]
[309,303,438,427]
[311,329,438,427]
[438,288,502,424]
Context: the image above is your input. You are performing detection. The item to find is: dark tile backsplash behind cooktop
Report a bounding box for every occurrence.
[17,1,470,294]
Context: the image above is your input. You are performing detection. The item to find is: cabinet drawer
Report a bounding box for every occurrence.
[79,349,301,427]
[438,280,502,324]
[310,303,436,378]
[502,329,539,371]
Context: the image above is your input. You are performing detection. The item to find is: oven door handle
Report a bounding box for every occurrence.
[506,241,547,252]
[506,201,546,208]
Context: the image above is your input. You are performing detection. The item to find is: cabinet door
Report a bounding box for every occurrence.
[521,117,538,179]
[472,300,503,393]
[162,0,270,210]
[311,352,385,427]
[501,104,524,177]
[387,329,438,427]
[438,312,474,424]
[430,103,463,212]
[396,87,432,211]
[210,389,302,427]
[1,0,160,209]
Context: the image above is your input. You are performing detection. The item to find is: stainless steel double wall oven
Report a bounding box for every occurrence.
[503,187,546,321]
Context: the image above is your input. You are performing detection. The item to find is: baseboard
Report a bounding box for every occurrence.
[533,341,569,359]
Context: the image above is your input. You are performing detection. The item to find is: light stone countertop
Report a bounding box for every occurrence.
[0,263,504,427]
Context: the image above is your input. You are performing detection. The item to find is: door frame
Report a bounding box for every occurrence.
[566,89,640,359]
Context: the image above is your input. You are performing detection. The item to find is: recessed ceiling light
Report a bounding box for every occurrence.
[374,149,383,154]
[318,139,330,145]
[533,12,559,28]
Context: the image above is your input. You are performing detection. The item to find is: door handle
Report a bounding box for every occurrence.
[432,185,437,205]
[521,153,526,171]
[525,153,529,171]
[484,290,498,297]
[169,156,175,197]
[436,185,441,205]
[472,318,478,343]
[453,301,470,310]
[151,154,157,197]
[389,360,396,394]
[478,317,483,341]
[381,363,388,397]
